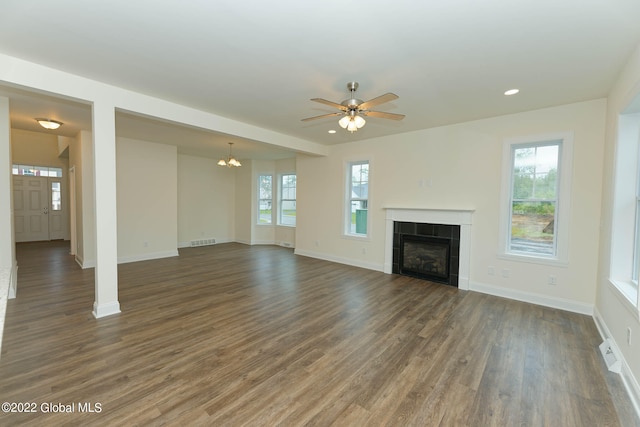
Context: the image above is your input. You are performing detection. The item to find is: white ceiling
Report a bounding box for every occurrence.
[1,0,639,160]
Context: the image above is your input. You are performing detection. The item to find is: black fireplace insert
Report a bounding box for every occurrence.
[392,222,460,287]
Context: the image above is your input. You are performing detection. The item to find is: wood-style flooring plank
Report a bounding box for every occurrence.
[0,241,638,426]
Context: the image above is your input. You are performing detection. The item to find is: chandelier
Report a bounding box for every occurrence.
[217,142,241,167]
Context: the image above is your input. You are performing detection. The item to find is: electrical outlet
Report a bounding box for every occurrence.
[548,275,557,285]
[501,269,510,278]
[488,266,495,276]
[144,241,149,248]
[361,247,367,255]
[628,327,632,346]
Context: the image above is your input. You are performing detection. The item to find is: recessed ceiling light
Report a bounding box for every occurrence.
[504,89,520,96]
[328,130,336,134]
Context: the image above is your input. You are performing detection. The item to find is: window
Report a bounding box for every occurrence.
[509,142,560,256]
[500,133,572,263]
[346,161,369,236]
[634,174,640,284]
[12,164,62,177]
[51,182,62,211]
[258,175,273,224]
[610,111,640,306]
[278,174,296,226]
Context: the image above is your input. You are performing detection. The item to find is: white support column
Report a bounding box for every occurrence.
[0,96,16,356]
[91,101,120,318]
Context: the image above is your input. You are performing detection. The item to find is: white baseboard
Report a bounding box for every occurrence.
[75,254,95,269]
[276,241,295,249]
[178,238,233,249]
[469,281,593,315]
[92,301,121,319]
[594,307,640,419]
[250,239,277,245]
[8,261,17,299]
[117,250,179,264]
[294,248,384,272]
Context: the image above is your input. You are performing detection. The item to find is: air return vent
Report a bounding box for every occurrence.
[599,339,621,373]
[190,239,216,247]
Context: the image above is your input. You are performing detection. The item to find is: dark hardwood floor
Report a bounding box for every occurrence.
[0,241,637,426]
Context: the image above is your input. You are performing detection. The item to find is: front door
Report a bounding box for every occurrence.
[14,176,50,242]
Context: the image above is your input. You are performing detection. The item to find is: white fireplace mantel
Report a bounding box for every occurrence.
[384,207,474,290]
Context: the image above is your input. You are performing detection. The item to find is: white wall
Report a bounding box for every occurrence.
[296,99,606,313]
[0,96,16,356]
[234,160,253,245]
[178,154,235,246]
[11,129,69,170]
[596,42,640,410]
[68,130,95,267]
[116,137,178,263]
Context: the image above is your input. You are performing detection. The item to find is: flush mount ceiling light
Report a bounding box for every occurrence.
[504,89,520,96]
[217,142,241,167]
[35,118,63,130]
[302,82,404,133]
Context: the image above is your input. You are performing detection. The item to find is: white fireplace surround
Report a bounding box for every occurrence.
[384,208,474,290]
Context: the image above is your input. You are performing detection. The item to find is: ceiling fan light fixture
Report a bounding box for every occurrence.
[36,118,63,130]
[302,82,404,132]
[346,119,359,133]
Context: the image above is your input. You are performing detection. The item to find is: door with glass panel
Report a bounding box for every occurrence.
[12,165,66,242]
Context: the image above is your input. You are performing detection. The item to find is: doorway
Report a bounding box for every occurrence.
[12,166,68,242]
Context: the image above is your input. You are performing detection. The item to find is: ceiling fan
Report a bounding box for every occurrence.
[301,82,405,132]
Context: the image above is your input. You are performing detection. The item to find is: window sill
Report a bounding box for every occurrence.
[342,233,370,242]
[497,252,568,267]
[608,279,639,318]
[276,224,296,228]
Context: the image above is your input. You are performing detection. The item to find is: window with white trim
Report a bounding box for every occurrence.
[258,174,273,225]
[634,170,640,284]
[278,174,296,226]
[346,161,369,236]
[610,111,640,307]
[500,133,572,263]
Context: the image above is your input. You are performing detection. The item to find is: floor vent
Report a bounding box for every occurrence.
[190,238,216,247]
[599,339,621,373]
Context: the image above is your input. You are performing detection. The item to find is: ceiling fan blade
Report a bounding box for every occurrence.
[362,110,405,120]
[310,98,348,111]
[358,93,399,111]
[301,112,343,122]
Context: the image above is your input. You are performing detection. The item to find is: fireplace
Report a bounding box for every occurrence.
[393,222,460,287]
[400,235,450,282]
[384,208,473,290]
